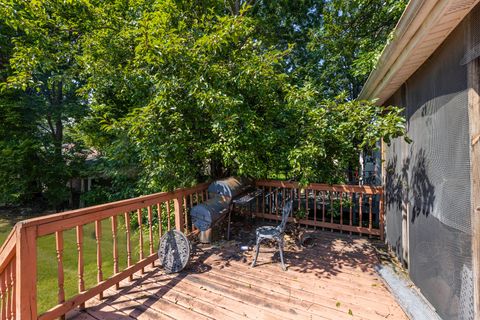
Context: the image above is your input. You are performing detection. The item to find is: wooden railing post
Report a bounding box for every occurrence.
[380,191,385,241]
[174,195,185,233]
[15,224,37,319]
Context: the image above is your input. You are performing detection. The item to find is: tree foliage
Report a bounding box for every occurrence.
[0,0,408,207]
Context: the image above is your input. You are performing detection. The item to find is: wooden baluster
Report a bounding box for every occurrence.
[313,190,317,230]
[297,187,301,215]
[147,206,154,267]
[188,195,196,231]
[200,191,204,202]
[359,193,363,237]
[5,264,10,320]
[330,192,334,232]
[55,231,65,318]
[137,209,144,274]
[369,195,373,237]
[349,193,353,235]
[10,260,15,320]
[380,192,385,241]
[1,270,6,320]
[76,225,85,309]
[95,220,103,299]
[262,187,266,216]
[111,216,119,289]
[166,201,172,231]
[275,188,279,218]
[195,192,199,205]
[256,189,259,215]
[157,203,163,238]
[124,212,133,281]
[322,191,327,230]
[268,187,272,215]
[339,193,343,233]
[183,196,189,233]
[306,189,309,225]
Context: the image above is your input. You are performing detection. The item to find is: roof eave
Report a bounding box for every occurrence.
[359,0,480,105]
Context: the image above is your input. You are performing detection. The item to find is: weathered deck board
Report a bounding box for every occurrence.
[66,231,407,320]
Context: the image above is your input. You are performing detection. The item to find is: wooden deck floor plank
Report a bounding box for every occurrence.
[218,257,387,297]
[217,253,381,284]
[203,263,401,319]
[66,309,98,320]
[114,274,243,320]
[213,249,406,318]
[91,291,170,320]
[181,272,351,320]
[209,257,391,302]
[213,256,398,306]
[218,261,406,318]
[80,297,138,320]
[132,273,254,320]
[132,269,305,320]
[188,265,391,320]
[204,245,380,278]
[204,248,383,281]
[74,230,406,320]
[103,286,211,320]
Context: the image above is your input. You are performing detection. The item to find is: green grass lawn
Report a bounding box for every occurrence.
[0,213,165,314]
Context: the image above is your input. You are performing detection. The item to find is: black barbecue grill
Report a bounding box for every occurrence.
[190,177,253,243]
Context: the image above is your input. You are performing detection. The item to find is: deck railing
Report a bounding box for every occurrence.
[0,183,209,320]
[0,227,16,320]
[254,180,384,239]
[0,179,384,320]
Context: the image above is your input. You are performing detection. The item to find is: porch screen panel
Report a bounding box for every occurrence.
[401,9,477,319]
[384,89,407,264]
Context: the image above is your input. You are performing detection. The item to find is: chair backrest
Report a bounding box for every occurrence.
[278,200,293,232]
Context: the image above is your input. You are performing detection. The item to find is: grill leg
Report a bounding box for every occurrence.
[227,203,233,240]
[252,237,261,268]
[278,238,286,271]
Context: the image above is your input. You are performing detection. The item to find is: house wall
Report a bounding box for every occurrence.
[384,5,480,319]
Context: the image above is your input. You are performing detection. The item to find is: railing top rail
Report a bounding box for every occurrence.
[0,225,17,273]
[20,182,210,237]
[255,179,383,194]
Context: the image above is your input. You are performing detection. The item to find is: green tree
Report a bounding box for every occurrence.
[306,0,407,98]
[0,0,408,206]
[0,1,92,207]
[77,1,407,195]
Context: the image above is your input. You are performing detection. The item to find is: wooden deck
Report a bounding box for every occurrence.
[66,231,407,320]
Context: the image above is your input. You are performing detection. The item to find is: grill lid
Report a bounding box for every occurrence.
[207,177,250,199]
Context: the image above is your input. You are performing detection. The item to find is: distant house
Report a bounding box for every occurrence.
[359,1,480,319]
[63,144,99,208]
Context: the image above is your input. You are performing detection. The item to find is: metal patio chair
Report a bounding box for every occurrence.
[251,199,293,271]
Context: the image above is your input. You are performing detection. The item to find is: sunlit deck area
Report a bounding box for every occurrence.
[0,180,403,320]
[67,231,406,320]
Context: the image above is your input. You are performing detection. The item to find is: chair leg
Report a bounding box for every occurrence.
[251,238,261,268]
[278,239,286,271]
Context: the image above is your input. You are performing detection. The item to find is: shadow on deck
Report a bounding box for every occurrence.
[67,231,406,320]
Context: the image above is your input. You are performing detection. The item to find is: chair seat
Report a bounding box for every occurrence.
[256,226,282,239]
